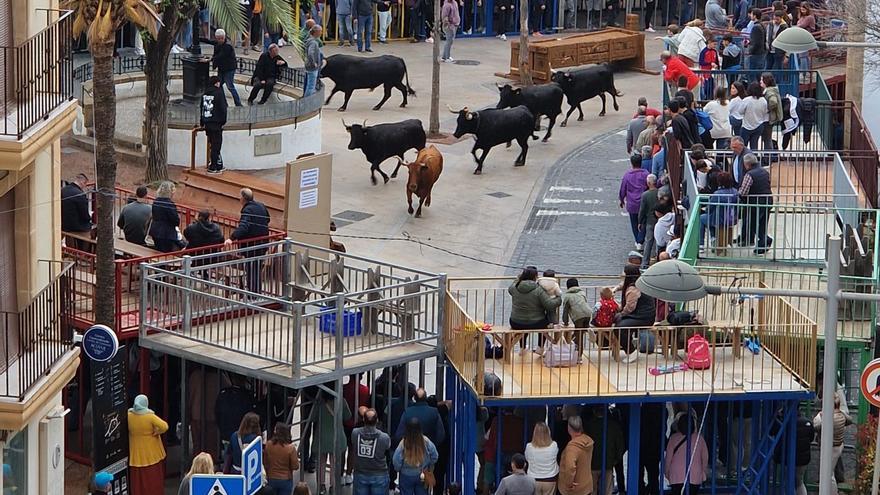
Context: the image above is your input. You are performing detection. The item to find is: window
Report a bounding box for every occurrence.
[3,427,28,494]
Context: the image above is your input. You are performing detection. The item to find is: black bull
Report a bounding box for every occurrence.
[344,118,427,185]
[550,64,623,126]
[450,105,538,175]
[495,83,564,142]
[321,54,416,112]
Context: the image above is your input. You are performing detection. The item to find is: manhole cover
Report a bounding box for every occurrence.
[487,191,511,198]
[333,210,373,222]
[453,60,480,66]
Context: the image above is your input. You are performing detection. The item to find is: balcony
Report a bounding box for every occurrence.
[0,263,78,426]
[0,11,76,167]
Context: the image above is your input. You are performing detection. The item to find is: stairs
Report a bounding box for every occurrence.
[737,404,796,494]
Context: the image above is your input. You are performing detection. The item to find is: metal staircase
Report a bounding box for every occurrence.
[737,403,797,494]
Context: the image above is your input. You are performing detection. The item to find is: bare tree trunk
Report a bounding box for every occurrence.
[91,41,118,328]
[428,0,442,136]
[519,0,533,86]
[144,34,175,184]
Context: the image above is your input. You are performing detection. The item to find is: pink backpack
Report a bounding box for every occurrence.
[686,334,711,370]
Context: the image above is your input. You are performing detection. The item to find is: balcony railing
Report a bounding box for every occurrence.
[0,262,75,400]
[0,11,74,139]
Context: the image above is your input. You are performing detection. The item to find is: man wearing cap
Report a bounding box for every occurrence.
[92,472,113,495]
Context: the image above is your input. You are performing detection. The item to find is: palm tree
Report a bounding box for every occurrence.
[518,0,532,85]
[65,0,161,326]
[143,0,299,183]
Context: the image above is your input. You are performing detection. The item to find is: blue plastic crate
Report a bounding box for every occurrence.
[319,307,363,336]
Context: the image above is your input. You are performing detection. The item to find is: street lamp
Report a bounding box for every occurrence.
[772,25,880,52]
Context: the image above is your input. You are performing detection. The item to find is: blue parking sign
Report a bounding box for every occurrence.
[242,437,263,495]
[191,474,245,495]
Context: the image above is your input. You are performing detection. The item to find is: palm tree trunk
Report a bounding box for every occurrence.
[144,36,174,184]
[518,0,532,86]
[91,41,118,328]
[428,0,442,136]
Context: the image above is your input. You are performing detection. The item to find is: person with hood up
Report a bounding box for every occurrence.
[705,0,730,29]
[201,75,228,174]
[508,267,562,354]
[128,395,169,495]
[558,415,594,495]
[184,210,225,250]
[561,278,592,361]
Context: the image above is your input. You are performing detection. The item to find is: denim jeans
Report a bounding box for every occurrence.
[177,20,193,48]
[739,123,764,150]
[220,70,242,106]
[337,13,353,43]
[410,7,425,39]
[305,70,319,96]
[353,473,389,495]
[267,479,294,495]
[652,148,666,178]
[729,116,742,138]
[745,54,765,73]
[629,213,645,244]
[263,32,281,52]
[442,26,456,59]
[398,473,428,495]
[377,10,392,40]
[356,14,373,50]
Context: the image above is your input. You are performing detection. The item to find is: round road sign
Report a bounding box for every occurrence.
[859,358,880,408]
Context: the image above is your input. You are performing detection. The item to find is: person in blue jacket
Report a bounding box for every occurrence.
[394,388,445,448]
[393,418,439,495]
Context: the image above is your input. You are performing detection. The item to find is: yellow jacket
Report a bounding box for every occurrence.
[127,411,169,467]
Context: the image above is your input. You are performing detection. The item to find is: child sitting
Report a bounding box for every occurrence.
[537,269,562,327]
[591,287,620,347]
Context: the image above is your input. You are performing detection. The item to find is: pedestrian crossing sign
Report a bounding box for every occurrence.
[191,474,246,495]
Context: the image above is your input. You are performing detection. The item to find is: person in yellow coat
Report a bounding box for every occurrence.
[128,394,169,495]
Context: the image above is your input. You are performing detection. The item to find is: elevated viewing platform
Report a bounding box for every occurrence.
[138,240,443,387]
[678,150,877,343]
[445,277,815,403]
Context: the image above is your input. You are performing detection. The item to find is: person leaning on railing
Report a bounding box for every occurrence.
[699,171,739,250]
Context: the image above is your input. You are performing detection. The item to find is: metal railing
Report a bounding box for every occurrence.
[1,11,74,139]
[61,186,286,338]
[445,277,816,399]
[662,69,822,107]
[72,54,324,126]
[140,239,443,377]
[0,262,75,400]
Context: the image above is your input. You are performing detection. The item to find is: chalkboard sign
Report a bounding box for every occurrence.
[91,346,130,495]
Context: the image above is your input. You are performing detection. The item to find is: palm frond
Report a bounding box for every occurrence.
[207,0,248,37]
[262,0,301,52]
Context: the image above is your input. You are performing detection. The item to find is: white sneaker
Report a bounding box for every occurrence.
[623,352,639,364]
[426,37,434,43]
[646,26,656,32]
[278,38,285,47]
[500,33,507,41]
[446,57,455,63]
[635,242,643,251]
[171,45,183,53]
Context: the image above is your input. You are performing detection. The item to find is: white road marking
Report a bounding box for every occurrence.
[536,210,613,217]
[609,158,630,163]
[548,186,604,193]
[616,129,629,136]
[542,198,602,204]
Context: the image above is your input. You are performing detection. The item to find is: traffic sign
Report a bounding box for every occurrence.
[191,474,245,495]
[859,357,880,408]
[242,437,263,495]
[82,324,119,362]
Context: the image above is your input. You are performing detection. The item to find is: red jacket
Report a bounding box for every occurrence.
[664,56,699,91]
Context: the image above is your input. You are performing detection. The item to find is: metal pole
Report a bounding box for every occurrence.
[871,417,880,495]
[819,236,842,495]
[818,41,880,49]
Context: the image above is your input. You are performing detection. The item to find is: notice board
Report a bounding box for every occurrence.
[91,347,130,494]
[284,153,332,250]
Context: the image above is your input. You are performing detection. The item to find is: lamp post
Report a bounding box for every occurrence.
[771,25,880,51]
[636,238,876,495]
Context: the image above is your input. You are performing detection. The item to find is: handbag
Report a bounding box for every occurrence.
[422,468,437,488]
[542,335,579,368]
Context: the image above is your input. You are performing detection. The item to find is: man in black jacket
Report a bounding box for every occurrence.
[666,99,696,149]
[184,210,226,266]
[61,173,92,250]
[201,29,242,106]
[248,43,287,105]
[226,188,270,293]
[747,9,766,73]
[766,10,788,69]
[201,76,228,174]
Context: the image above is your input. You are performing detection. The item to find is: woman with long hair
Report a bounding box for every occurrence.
[613,264,656,364]
[703,85,733,150]
[738,82,768,151]
[525,422,559,495]
[727,81,748,137]
[149,181,186,252]
[796,4,816,31]
[265,423,300,495]
[225,412,261,474]
[179,452,215,495]
[393,418,439,495]
[508,266,561,354]
[761,72,783,153]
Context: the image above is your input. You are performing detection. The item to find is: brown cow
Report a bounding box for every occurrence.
[401,146,443,217]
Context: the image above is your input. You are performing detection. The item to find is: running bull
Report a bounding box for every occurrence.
[550,64,622,126]
[495,83,564,142]
[450,105,538,175]
[321,54,416,112]
[343,118,427,185]
[398,145,443,217]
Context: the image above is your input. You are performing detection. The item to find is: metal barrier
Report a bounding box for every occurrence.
[445,277,816,399]
[62,186,286,338]
[662,69,822,107]
[1,10,74,139]
[140,239,443,378]
[0,262,75,400]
